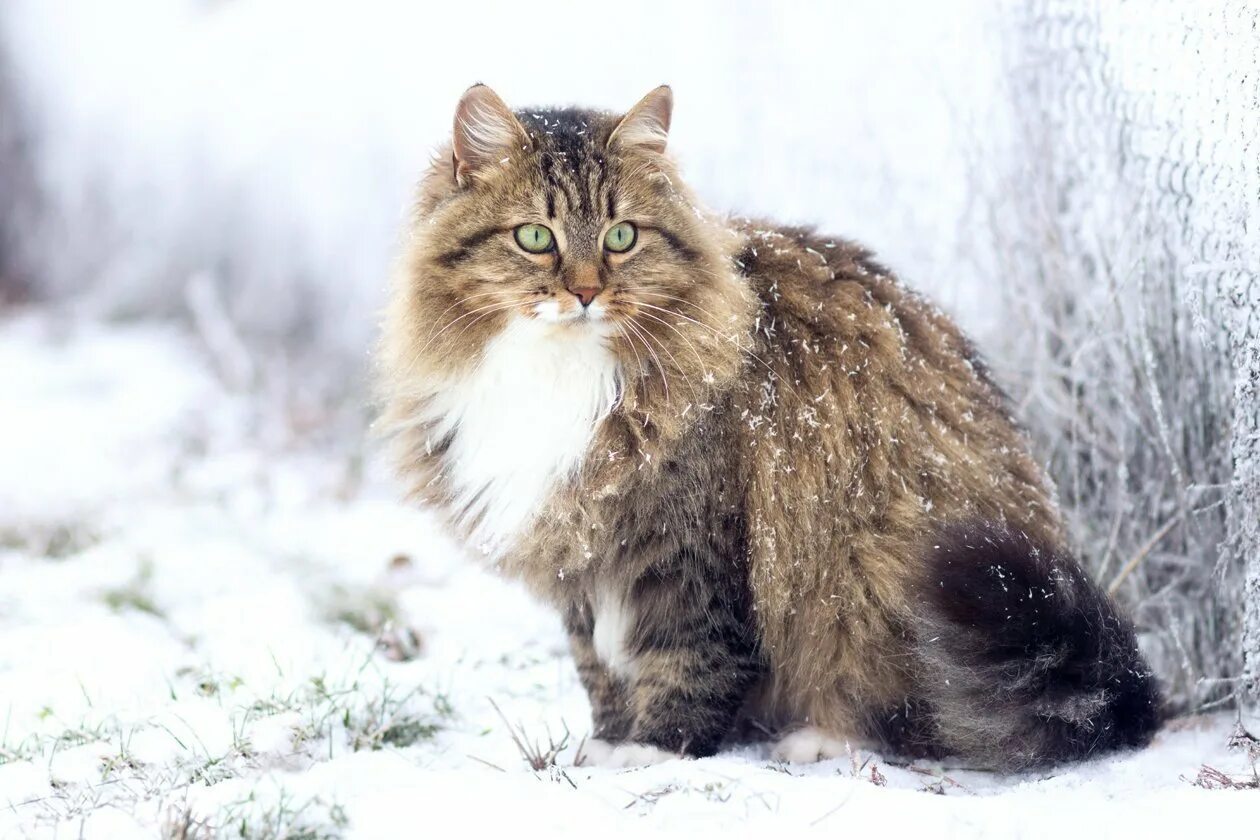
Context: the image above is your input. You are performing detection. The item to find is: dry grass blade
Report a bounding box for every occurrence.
[906,764,972,795]
[1184,764,1260,790]
[161,805,214,840]
[868,763,888,786]
[487,698,570,772]
[622,783,679,810]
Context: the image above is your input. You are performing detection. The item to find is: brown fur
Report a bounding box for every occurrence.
[376,85,1158,767]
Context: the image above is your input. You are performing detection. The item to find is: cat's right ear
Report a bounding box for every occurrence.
[608,85,673,155]
[452,84,529,187]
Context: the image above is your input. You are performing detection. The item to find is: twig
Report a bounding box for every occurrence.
[466,755,507,773]
[1183,764,1260,790]
[809,788,856,826]
[905,764,972,794]
[1107,512,1184,595]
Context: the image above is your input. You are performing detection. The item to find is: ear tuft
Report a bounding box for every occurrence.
[608,85,673,155]
[452,84,529,185]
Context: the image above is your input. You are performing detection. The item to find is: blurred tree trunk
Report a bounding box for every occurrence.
[0,32,35,306]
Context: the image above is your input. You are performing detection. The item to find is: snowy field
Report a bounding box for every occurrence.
[1,312,1257,838]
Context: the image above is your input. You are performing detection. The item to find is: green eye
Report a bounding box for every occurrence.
[604,221,637,253]
[514,224,554,254]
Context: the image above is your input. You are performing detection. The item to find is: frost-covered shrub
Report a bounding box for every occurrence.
[968,1,1260,711]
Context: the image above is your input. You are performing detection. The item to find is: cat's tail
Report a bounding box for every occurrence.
[910,522,1162,770]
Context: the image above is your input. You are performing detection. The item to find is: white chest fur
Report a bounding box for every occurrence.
[426,317,620,556]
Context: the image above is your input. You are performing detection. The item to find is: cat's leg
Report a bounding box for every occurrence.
[581,551,762,766]
[564,606,633,743]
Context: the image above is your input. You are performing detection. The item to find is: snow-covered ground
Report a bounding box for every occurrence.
[1,312,1256,839]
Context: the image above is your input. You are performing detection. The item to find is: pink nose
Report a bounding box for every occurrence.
[570,287,599,306]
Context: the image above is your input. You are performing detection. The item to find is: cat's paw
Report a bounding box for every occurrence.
[576,738,679,768]
[771,727,850,763]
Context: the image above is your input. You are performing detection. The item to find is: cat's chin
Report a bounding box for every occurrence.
[531,299,610,326]
[527,314,619,345]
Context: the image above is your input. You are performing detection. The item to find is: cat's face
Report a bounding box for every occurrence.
[397,85,737,384]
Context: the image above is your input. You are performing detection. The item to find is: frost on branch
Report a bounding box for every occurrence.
[966,1,1260,710]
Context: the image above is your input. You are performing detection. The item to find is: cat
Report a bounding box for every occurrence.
[376,84,1161,770]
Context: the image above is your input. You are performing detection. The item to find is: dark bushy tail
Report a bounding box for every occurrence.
[911,523,1162,770]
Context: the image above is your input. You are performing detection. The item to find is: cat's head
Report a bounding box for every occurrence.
[388,85,749,401]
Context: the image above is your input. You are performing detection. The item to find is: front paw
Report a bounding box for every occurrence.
[576,737,680,768]
[771,726,850,763]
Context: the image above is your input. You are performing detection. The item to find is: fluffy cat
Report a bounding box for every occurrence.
[377,84,1161,769]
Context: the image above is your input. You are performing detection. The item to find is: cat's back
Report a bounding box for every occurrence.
[722,216,1060,576]
[727,219,981,391]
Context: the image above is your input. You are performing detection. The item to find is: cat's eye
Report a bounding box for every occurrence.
[604,221,637,253]
[514,224,554,254]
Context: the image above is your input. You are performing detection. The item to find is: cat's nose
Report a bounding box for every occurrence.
[570,287,600,307]
[565,262,602,307]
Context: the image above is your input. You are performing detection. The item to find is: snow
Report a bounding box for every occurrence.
[1,312,1257,838]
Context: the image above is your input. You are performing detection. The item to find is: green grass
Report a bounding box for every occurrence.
[167,791,349,840]
[0,522,97,559]
[102,558,164,618]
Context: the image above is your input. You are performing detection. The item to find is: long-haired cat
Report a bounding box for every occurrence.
[377,84,1161,769]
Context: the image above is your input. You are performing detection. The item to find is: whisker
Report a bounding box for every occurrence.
[629,299,805,408]
[612,321,647,396]
[391,300,531,399]
[627,314,703,406]
[621,316,671,405]
[429,289,515,327]
[624,288,734,328]
[633,309,711,379]
[444,299,533,351]
[409,297,532,367]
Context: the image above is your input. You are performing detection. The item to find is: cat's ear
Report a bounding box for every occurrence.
[452,84,529,186]
[608,85,673,155]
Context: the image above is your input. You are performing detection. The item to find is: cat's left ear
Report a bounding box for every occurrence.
[608,85,673,155]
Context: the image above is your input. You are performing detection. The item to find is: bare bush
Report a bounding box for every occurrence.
[968,1,1260,710]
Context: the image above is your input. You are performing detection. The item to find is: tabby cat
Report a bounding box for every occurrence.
[377,85,1161,769]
